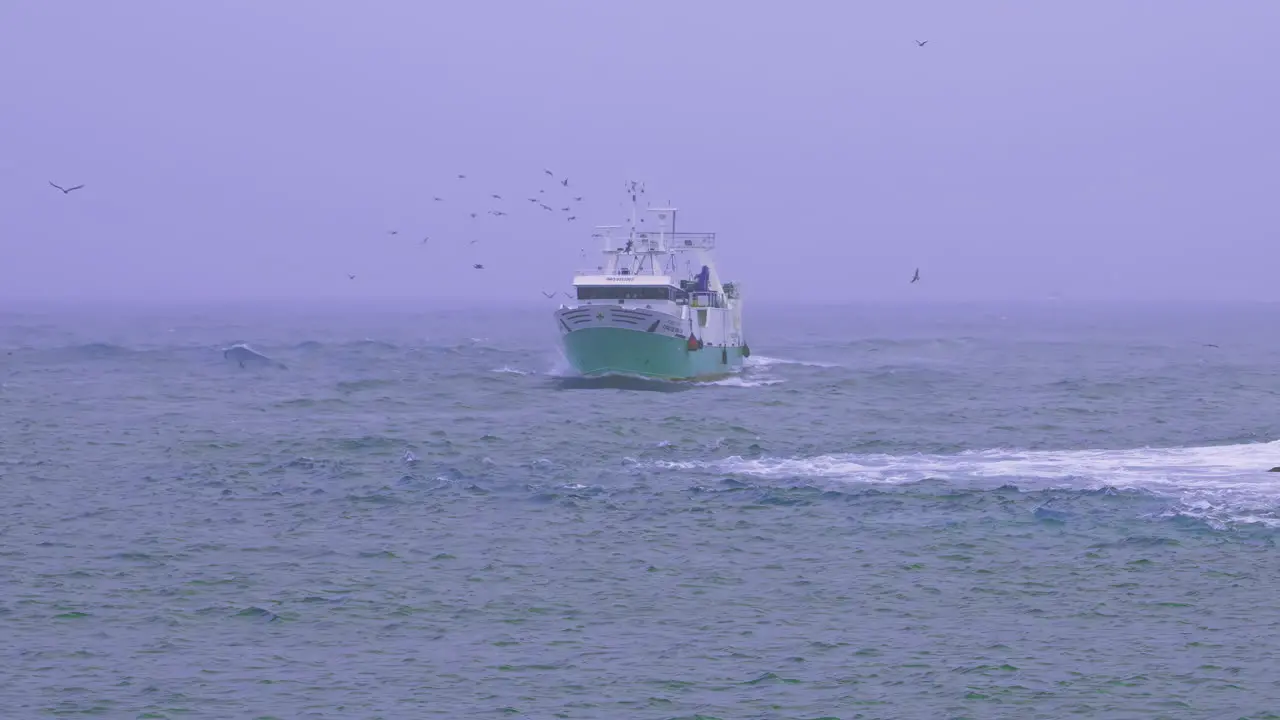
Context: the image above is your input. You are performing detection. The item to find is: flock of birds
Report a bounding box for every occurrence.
[46,31,933,292]
[45,167,594,297]
[47,170,927,291]
[366,167,587,281]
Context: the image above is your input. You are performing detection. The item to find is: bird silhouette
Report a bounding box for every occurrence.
[421,236,430,244]
[491,194,502,200]
[910,268,920,283]
[433,196,444,202]
[347,274,356,280]
[567,216,577,222]
[490,210,508,217]
[915,39,928,46]
[574,196,583,201]
[541,291,555,298]
[561,291,573,299]
[473,263,485,270]
[457,174,467,179]
[561,178,569,187]
[544,169,554,177]
[468,239,479,245]
[49,181,85,194]
[387,230,398,236]
[470,212,478,219]
[561,207,571,212]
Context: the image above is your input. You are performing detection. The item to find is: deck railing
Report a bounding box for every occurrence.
[590,230,717,252]
[635,231,717,251]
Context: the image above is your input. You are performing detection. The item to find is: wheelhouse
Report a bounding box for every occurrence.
[565,197,736,312]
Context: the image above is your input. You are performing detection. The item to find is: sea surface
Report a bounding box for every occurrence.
[2,301,1279,719]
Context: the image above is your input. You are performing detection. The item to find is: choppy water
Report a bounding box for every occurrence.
[2,302,1279,719]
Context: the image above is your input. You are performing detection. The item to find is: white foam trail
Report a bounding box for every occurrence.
[708,374,785,388]
[659,441,1280,488]
[492,366,530,376]
[653,441,1280,525]
[745,355,838,369]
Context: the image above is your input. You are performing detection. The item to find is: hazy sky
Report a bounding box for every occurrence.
[2,1,1277,305]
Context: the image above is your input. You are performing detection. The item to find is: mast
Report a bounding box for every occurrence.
[624,180,649,274]
[625,180,644,241]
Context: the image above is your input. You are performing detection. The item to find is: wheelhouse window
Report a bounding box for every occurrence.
[576,285,675,301]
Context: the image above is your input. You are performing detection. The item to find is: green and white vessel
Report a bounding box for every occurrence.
[555,182,748,381]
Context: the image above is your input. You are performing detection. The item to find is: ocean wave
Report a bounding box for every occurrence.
[281,339,530,354]
[42,342,135,359]
[335,378,399,392]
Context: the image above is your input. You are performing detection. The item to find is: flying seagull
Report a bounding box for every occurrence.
[421,236,430,244]
[473,263,484,270]
[490,210,508,217]
[561,291,573,299]
[387,230,398,236]
[457,174,467,179]
[541,291,555,298]
[433,196,444,202]
[916,40,928,46]
[544,169,554,176]
[574,196,583,201]
[347,274,356,280]
[491,194,502,200]
[470,212,478,219]
[910,268,920,283]
[468,239,479,245]
[561,178,569,187]
[567,216,577,222]
[49,181,85,194]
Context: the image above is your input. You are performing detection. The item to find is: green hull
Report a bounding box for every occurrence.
[562,327,745,381]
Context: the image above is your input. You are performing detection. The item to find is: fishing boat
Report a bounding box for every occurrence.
[554,182,749,380]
